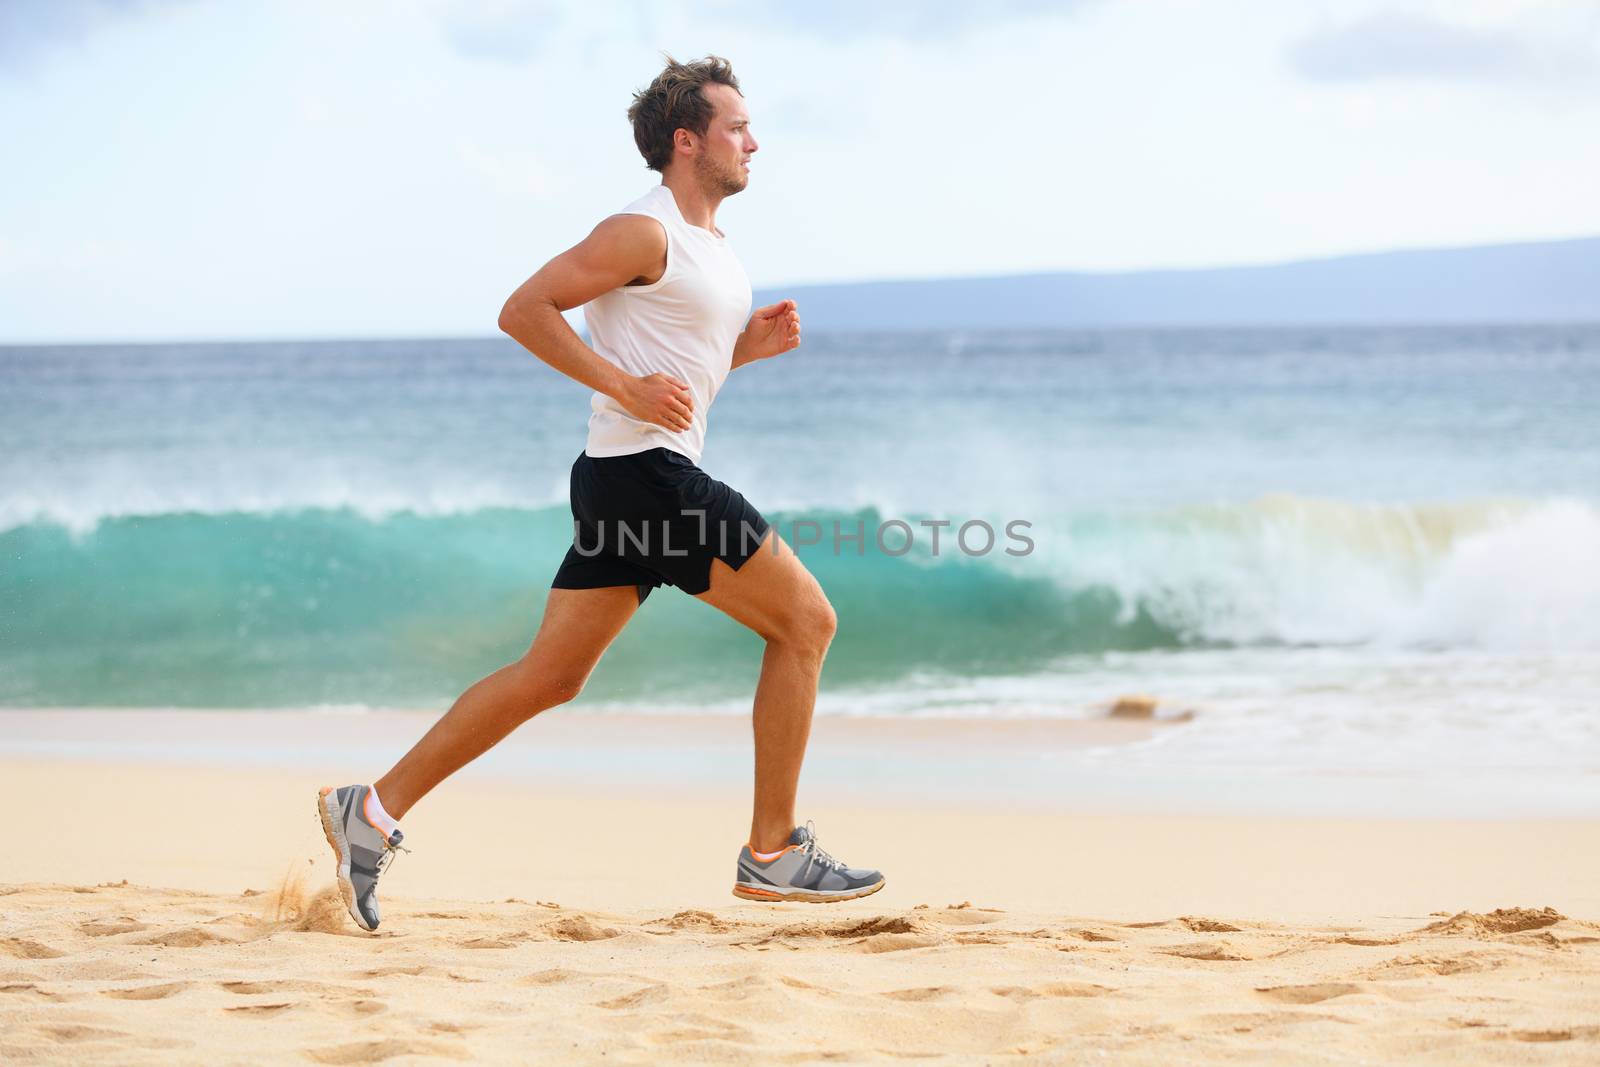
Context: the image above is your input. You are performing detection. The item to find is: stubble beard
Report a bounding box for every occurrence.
[695,153,747,198]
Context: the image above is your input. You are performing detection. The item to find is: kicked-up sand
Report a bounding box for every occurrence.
[2,711,1598,1063]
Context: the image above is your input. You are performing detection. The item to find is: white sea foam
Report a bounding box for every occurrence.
[1034,495,1600,654]
[0,470,569,537]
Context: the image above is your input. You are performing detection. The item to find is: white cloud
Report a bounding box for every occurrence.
[429,0,576,64]
[3,0,1600,341]
[732,0,1088,42]
[1287,8,1600,86]
[0,0,189,75]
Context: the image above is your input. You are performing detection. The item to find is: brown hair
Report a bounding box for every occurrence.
[627,54,742,172]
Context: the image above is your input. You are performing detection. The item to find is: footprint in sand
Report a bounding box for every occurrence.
[1508,1027,1600,1043]
[643,1017,754,1046]
[347,966,433,979]
[38,1024,129,1043]
[756,915,947,954]
[1122,917,1242,933]
[1159,941,1252,961]
[1255,982,1368,1004]
[777,976,835,995]
[990,982,1115,1000]
[220,980,285,994]
[1369,952,1501,978]
[219,979,302,998]
[79,920,151,937]
[1177,916,1243,933]
[135,928,234,948]
[882,985,957,1001]
[1,937,67,960]
[857,932,946,953]
[426,1021,483,1035]
[219,978,375,997]
[1,982,68,1002]
[458,937,513,950]
[223,1001,296,1016]
[517,968,579,986]
[695,975,780,1002]
[304,1038,464,1064]
[102,981,192,1001]
[595,983,670,1010]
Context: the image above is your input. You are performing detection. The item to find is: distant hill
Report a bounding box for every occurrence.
[753,236,1600,330]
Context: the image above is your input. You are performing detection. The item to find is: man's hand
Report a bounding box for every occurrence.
[732,300,801,369]
[620,372,695,432]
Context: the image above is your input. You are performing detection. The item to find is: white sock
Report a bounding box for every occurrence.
[751,845,787,861]
[364,786,401,838]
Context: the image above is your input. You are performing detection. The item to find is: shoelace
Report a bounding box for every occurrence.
[798,819,845,871]
[375,831,411,877]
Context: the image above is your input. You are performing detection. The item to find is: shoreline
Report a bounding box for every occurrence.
[2,706,1594,819]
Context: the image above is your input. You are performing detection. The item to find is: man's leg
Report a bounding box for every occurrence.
[695,530,837,853]
[373,585,642,819]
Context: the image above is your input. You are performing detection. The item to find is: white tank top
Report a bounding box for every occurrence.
[582,184,753,463]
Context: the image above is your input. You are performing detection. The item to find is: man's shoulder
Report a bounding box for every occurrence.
[590,211,667,251]
[580,212,668,290]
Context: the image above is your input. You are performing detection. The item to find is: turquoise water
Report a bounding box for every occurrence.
[3,327,1598,778]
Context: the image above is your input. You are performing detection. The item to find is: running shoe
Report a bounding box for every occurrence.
[316,785,408,931]
[732,820,885,902]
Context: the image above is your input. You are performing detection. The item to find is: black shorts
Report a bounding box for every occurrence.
[550,447,772,601]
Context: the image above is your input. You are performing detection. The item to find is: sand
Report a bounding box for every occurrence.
[2,712,1599,1063]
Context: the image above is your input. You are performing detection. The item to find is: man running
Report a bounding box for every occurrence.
[317,55,885,931]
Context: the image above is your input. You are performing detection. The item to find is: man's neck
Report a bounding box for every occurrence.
[662,174,723,236]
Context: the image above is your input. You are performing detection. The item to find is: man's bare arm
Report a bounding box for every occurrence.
[498,215,695,433]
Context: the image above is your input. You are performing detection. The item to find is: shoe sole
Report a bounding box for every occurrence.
[316,787,375,932]
[731,878,886,903]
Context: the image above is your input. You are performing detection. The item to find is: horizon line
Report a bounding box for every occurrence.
[4,231,1596,348]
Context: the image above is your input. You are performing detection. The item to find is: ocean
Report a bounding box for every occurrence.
[3,326,1598,792]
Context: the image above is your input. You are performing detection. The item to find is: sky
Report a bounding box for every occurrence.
[2,0,1598,343]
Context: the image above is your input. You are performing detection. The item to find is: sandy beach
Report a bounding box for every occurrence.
[2,710,1597,1064]
[8,3,1600,1062]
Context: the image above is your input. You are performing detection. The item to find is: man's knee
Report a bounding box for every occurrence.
[540,674,587,707]
[772,597,837,660]
[512,659,588,713]
[817,599,839,647]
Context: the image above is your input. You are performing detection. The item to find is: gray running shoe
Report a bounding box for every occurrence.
[732,820,885,902]
[317,785,408,931]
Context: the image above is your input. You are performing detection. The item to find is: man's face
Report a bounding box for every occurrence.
[691,83,758,196]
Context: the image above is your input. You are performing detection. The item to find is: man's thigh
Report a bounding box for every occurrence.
[694,529,831,640]
[523,585,641,674]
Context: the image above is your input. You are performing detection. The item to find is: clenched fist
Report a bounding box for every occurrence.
[734,299,801,367]
[621,372,695,433]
